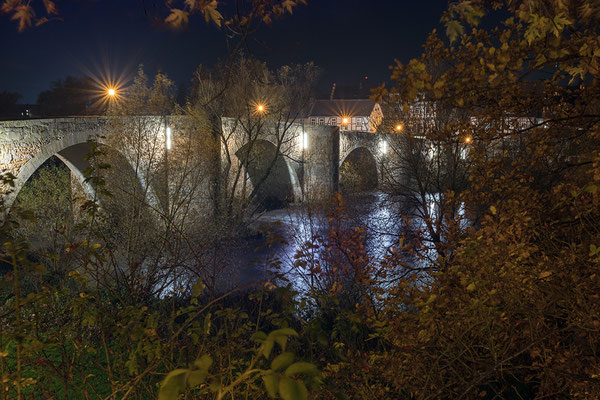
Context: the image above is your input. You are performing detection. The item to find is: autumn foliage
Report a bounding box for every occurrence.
[1,0,306,32]
[360,0,600,397]
[2,0,600,399]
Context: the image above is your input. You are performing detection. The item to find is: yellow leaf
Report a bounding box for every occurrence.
[466,282,476,291]
[445,20,464,43]
[490,205,497,215]
[165,8,189,29]
[43,0,58,15]
[203,0,223,27]
[10,4,33,32]
[538,271,552,279]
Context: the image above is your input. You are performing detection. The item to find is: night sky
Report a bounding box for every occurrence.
[1,0,450,103]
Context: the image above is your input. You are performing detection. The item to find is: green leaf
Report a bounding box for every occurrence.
[271,352,294,371]
[269,328,298,351]
[194,354,213,371]
[279,376,308,400]
[271,328,299,337]
[187,369,208,387]
[31,263,47,274]
[585,184,598,194]
[263,338,275,359]
[262,373,279,398]
[208,377,220,392]
[191,280,205,297]
[285,362,319,377]
[252,331,267,343]
[275,335,288,351]
[203,313,212,335]
[159,369,188,400]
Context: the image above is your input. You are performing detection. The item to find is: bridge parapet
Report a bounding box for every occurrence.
[0,117,105,179]
[0,116,393,213]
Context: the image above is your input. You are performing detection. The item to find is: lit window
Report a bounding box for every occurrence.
[318,118,325,125]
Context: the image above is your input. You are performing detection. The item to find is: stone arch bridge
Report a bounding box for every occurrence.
[0,116,392,212]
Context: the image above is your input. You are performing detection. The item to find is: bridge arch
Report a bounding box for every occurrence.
[339,146,378,192]
[6,130,160,212]
[235,139,302,210]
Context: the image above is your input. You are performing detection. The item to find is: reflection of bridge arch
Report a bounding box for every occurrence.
[6,130,160,211]
[235,139,302,210]
[339,146,378,192]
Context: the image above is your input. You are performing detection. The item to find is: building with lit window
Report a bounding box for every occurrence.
[304,99,383,133]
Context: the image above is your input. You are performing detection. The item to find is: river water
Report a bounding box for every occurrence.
[227,192,405,291]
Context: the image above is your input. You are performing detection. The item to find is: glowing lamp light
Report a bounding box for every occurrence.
[465,136,472,144]
[257,104,265,113]
[381,140,388,155]
[302,131,308,149]
[107,88,116,97]
[166,126,172,150]
[342,117,349,125]
[395,123,403,132]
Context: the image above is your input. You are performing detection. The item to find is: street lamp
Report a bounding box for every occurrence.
[395,123,403,132]
[465,136,472,144]
[107,88,116,97]
[256,104,265,113]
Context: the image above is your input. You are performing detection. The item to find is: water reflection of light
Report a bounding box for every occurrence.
[254,192,403,293]
[248,191,472,294]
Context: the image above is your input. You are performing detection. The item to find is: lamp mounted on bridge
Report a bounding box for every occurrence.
[255,103,267,115]
[395,123,404,132]
[464,136,472,144]
[166,126,172,150]
[380,139,388,155]
[341,116,350,130]
[104,87,119,113]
